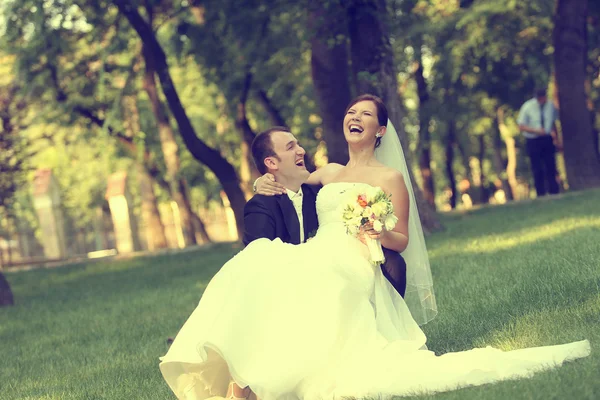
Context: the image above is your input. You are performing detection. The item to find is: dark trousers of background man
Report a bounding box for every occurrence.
[526,135,559,196]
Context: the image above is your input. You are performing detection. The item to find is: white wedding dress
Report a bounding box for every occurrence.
[160,182,590,400]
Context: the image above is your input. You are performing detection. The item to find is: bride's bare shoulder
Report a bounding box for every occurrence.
[372,164,403,180]
[375,167,406,191]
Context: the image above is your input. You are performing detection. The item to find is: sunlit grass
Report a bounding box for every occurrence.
[430,216,600,256]
[1,190,599,400]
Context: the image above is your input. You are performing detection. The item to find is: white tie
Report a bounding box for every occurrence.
[292,192,302,210]
[286,189,304,242]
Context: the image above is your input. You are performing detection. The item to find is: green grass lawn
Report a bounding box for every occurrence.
[2,189,599,400]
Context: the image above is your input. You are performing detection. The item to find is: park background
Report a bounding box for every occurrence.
[1,1,599,399]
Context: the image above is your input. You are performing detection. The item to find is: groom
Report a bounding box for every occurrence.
[243,126,318,245]
[244,127,407,297]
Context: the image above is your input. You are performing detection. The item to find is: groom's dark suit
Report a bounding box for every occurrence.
[243,184,320,245]
[243,185,407,297]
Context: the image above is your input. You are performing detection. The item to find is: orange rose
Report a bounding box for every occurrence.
[358,195,368,208]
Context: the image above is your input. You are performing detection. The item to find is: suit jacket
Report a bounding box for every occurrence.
[242,184,406,297]
[243,184,320,246]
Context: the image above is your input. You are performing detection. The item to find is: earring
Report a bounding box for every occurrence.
[376,133,382,138]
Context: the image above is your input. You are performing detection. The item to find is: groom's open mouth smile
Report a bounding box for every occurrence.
[349,124,364,135]
[295,158,306,168]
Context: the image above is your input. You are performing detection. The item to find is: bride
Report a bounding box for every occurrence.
[159,94,590,400]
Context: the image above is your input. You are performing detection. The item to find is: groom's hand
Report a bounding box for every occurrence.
[255,173,286,195]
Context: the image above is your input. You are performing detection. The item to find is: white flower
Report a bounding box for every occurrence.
[372,220,383,232]
[370,202,388,217]
[365,186,382,202]
[384,214,398,231]
[347,216,363,232]
[361,206,373,218]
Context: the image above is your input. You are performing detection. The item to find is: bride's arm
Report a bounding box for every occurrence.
[305,163,343,185]
[370,170,410,252]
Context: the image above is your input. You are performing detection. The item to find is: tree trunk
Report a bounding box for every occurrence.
[256,90,287,126]
[445,120,458,209]
[347,0,442,232]
[492,110,514,201]
[142,40,196,247]
[235,72,260,196]
[178,178,211,244]
[554,0,600,189]
[455,137,472,182]
[506,136,519,197]
[5,229,13,266]
[348,0,384,95]
[191,211,211,244]
[0,271,14,307]
[414,44,436,208]
[455,137,477,206]
[496,108,519,199]
[418,144,436,207]
[117,2,247,239]
[476,135,489,204]
[309,2,352,164]
[148,172,212,244]
[122,94,169,251]
[137,164,169,250]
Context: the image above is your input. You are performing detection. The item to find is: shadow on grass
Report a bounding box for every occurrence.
[3,243,241,307]
[423,272,599,352]
[430,216,600,258]
[423,222,599,354]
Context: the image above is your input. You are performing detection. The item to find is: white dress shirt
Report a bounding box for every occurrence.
[286,187,304,243]
[517,98,558,139]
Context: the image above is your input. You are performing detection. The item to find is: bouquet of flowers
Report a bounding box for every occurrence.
[340,186,398,265]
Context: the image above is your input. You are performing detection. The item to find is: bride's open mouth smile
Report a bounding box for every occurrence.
[348,124,364,135]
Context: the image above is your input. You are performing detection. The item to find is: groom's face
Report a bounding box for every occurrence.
[266,130,310,184]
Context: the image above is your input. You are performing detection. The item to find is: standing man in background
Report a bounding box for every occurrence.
[517,88,560,197]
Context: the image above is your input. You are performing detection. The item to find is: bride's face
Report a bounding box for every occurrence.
[343,100,383,146]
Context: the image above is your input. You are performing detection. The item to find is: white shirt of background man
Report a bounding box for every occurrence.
[517,98,557,139]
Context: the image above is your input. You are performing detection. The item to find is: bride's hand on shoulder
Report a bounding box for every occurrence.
[255,173,286,196]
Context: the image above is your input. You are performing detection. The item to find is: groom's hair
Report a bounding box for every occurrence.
[251,126,289,174]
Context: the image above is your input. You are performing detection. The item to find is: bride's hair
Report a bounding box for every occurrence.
[345,94,388,148]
